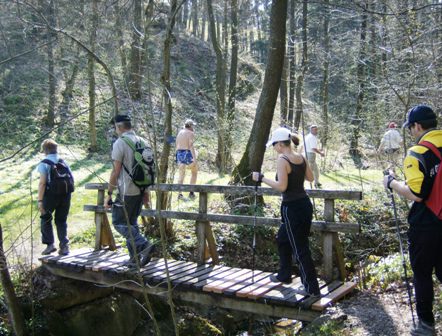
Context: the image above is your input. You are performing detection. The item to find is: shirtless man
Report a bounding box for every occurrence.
[176,119,198,199]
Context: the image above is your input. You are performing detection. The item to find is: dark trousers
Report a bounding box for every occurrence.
[41,193,71,247]
[278,197,320,295]
[408,229,442,324]
[112,194,149,259]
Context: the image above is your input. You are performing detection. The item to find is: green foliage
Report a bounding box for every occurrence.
[365,253,410,290]
[301,320,348,336]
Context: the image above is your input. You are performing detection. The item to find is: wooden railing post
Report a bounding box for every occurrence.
[322,199,346,281]
[95,189,105,250]
[197,192,208,264]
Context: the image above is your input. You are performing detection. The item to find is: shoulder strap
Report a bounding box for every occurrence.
[281,155,291,163]
[420,140,442,161]
[41,159,53,165]
[121,136,136,151]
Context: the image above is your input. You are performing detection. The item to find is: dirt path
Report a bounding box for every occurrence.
[322,288,441,336]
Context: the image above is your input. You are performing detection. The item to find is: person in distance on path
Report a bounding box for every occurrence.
[304,125,325,188]
[383,105,442,336]
[175,119,198,200]
[252,127,320,296]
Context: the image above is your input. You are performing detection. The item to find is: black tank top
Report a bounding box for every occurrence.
[280,155,307,203]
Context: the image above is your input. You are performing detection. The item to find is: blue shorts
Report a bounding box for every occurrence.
[176,150,193,165]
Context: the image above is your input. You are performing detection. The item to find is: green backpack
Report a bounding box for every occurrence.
[121,136,155,190]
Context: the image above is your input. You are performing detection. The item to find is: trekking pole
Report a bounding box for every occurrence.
[384,171,416,328]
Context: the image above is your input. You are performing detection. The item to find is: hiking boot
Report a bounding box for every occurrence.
[58,244,70,256]
[411,320,436,336]
[41,244,56,255]
[139,244,156,267]
[315,182,322,188]
[269,274,292,284]
[178,193,184,200]
[189,192,196,200]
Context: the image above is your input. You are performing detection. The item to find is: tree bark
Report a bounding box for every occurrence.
[280,54,288,126]
[207,0,229,173]
[226,0,238,161]
[115,1,128,84]
[128,0,143,100]
[88,0,98,152]
[232,0,288,186]
[320,0,330,150]
[191,0,198,36]
[46,0,56,128]
[350,1,367,168]
[294,0,307,131]
[0,225,26,336]
[287,0,296,126]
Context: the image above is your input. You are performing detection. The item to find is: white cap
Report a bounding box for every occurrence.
[184,119,196,127]
[266,127,291,147]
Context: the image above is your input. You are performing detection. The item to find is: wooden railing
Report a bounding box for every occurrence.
[84,183,362,282]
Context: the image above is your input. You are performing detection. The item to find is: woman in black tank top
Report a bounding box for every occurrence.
[252,127,320,296]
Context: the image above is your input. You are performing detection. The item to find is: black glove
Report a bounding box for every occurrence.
[386,174,395,192]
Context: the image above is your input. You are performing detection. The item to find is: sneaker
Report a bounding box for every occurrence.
[411,320,436,336]
[189,192,196,200]
[178,193,184,200]
[269,274,292,284]
[315,182,322,188]
[139,244,156,267]
[41,244,56,255]
[58,244,70,256]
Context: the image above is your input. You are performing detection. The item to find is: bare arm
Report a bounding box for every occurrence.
[383,177,422,202]
[304,160,314,182]
[105,160,123,208]
[38,173,47,213]
[252,157,288,192]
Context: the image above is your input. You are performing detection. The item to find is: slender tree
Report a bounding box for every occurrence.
[46,0,56,128]
[88,0,98,152]
[207,0,229,173]
[232,0,288,185]
[128,0,143,99]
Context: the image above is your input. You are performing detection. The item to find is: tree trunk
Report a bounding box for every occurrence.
[287,0,296,126]
[294,0,307,131]
[115,1,128,84]
[226,0,238,161]
[207,0,229,173]
[88,0,98,152]
[191,0,198,36]
[320,0,330,150]
[59,46,80,125]
[0,225,27,336]
[46,0,56,128]
[128,0,142,100]
[232,0,288,185]
[350,1,367,168]
[280,54,288,126]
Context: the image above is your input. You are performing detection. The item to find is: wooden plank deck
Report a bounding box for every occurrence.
[39,249,357,322]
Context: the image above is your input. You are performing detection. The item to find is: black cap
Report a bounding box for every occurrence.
[110,114,131,124]
[403,105,436,128]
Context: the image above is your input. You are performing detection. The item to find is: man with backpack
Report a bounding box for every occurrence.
[383,105,442,336]
[37,139,74,255]
[105,115,154,267]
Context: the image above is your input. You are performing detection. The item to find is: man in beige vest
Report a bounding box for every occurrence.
[175,119,198,199]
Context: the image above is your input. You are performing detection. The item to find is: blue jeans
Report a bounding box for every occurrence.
[112,194,149,259]
[41,193,71,247]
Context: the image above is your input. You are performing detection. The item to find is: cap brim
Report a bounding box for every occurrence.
[266,140,273,148]
[402,120,410,129]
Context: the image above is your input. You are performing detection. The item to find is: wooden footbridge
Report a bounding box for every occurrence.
[40,183,362,322]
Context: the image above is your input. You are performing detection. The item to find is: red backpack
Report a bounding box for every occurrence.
[420,141,442,220]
